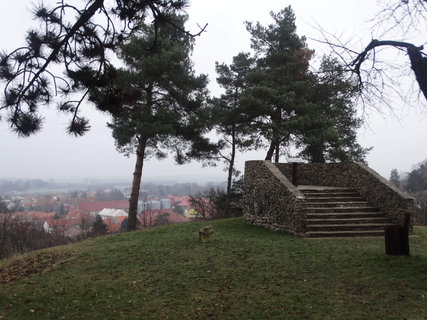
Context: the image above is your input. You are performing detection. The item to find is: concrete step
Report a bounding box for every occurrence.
[306,223,395,232]
[306,230,386,238]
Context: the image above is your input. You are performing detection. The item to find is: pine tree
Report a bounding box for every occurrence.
[295,56,370,162]
[406,164,427,192]
[212,52,256,217]
[0,1,205,136]
[93,15,213,231]
[243,6,314,161]
[243,7,367,163]
[92,215,108,236]
[390,169,401,188]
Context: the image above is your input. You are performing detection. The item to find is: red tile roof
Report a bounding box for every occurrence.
[78,200,129,212]
[137,209,190,227]
[167,195,192,209]
[12,211,56,221]
[66,209,90,219]
[45,217,80,228]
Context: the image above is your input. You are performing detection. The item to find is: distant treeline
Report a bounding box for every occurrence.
[139,182,226,199]
[0,179,52,193]
[0,179,125,194]
[390,159,427,225]
[0,178,225,196]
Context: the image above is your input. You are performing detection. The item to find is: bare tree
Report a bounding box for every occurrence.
[373,0,427,35]
[189,194,212,221]
[413,191,427,225]
[352,40,427,101]
[315,0,426,109]
[0,214,11,258]
[78,213,95,239]
[50,219,71,244]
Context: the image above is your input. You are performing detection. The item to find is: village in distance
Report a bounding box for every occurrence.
[0,177,227,259]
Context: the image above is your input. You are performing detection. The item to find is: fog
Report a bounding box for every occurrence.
[1,0,426,184]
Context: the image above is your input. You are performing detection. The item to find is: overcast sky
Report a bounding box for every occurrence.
[0,0,426,184]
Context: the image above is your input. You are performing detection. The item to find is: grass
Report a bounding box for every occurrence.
[0,218,426,319]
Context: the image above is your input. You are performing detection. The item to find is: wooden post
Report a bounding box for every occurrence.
[400,212,410,256]
[292,162,298,187]
[385,226,401,255]
[385,213,410,256]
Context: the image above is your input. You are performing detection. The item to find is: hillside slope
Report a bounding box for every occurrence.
[1,219,426,319]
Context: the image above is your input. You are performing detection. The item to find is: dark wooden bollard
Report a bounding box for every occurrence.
[385,226,402,255]
[385,213,410,256]
[400,212,410,256]
[399,226,410,256]
[292,162,298,186]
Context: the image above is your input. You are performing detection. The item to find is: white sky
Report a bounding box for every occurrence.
[0,0,426,183]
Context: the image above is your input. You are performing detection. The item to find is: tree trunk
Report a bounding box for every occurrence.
[354,40,427,101]
[265,141,275,161]
[224,126,236,218]
[265,107,282,161]
[274,143,280,163]
[128,137,147,231]
[408,46,427,101]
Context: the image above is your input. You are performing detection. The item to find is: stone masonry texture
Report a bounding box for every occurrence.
[243,161,414,235]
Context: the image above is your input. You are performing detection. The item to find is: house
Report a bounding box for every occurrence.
[78,200,129,215]
[167,195,192,214]
[138,208,190,228]
[43,218,82,238]
[102,215,127,233]
[98,208,128,233]
[12,211,56,224]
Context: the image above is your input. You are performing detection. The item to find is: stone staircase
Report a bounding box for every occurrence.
[300,186,396,238]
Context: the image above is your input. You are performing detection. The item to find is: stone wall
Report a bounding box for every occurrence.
[339,163,413,226]
[275,163,348,187]
[275,162,414,226]
[243,161,414,234]
[243,160,306,235]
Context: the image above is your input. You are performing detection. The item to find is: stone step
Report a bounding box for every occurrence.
[300,185,390,238]
[306,206,380,213]
[306,230,386,238]
[298,186,354,192]
[305,223,395,232]
[306,217,391,225]
[306,201,371,208]
[298,187,357,195]
[301,189,357,194]
[305,196,366,202]
[306,211,385,219]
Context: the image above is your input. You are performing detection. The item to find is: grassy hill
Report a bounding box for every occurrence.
[1,218,426,319]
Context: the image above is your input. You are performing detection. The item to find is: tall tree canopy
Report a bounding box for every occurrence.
[406,162,427,192]
[0,0,205,137]
[243,6,314,161]
[295,56,370,162]
[390,168,401,188]
[212,52,256,217]
[240,6,368,163]
[98,15,212,231]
